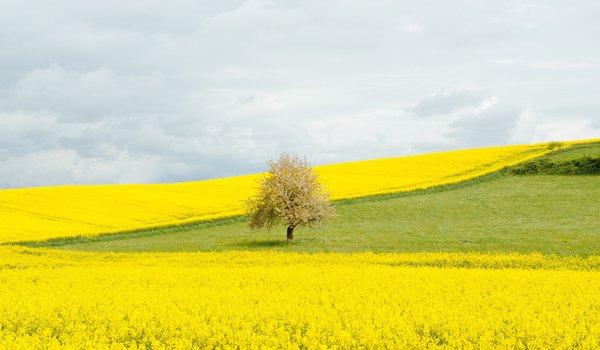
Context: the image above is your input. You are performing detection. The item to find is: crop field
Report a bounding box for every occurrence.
[1,247,600,349]
[0,142,564,244]
[46,141,600,256]
[1,139,599,349]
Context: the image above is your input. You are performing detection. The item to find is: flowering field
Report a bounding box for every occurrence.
[1,246,599,349]
[2,140,599,349]
[0,142,570,244]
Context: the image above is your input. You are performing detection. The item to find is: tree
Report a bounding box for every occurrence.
[245,153,335,241]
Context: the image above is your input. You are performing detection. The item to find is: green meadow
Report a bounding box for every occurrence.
[27,142,600,256]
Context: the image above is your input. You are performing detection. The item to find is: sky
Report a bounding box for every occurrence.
[1,0,599,188]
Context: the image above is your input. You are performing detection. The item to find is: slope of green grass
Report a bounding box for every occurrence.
[25,142,600,256]
[541,141,600,161]
[39,174,599,256]
[508,142,600,175]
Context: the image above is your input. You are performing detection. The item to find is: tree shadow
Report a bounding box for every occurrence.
[233,239,290,248]
[232,237,330,249]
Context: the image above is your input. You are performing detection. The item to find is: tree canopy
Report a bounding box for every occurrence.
[245,153,335,241]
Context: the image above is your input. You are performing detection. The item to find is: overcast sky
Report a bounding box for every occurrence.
[1,0,599,188]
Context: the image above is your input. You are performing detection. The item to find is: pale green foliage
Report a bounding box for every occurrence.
[547,141,564,150]
[245,153,335,235]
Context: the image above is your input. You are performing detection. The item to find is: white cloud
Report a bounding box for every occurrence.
[534,119,600,142]
[409,90,497,117]
[511,109,543,144]
[446,99,520,148]
[529,61,600,70]
[1,0,600,187]
[5,65,173,120]
[0,148,162,188]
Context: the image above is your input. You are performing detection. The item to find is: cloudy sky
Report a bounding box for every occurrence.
[2,0,599,188]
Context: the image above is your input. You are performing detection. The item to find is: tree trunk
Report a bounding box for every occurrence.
[286,226,294,241]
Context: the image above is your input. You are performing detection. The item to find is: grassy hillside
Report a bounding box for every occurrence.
[3,141,600,349]
[0,142,557,244]
[508,141,600,175]
[43,142,600,256]
[539,141,600,161]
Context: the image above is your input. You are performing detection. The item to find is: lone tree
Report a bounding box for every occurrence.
[245,153,335,241]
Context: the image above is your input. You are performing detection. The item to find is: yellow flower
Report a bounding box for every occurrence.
[0,247,598,349]
[0,141,579,243]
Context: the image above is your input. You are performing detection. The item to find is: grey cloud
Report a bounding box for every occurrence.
[3,66,178,121]
[1,0,600,187]
[0,148,162,188]
[410,90,493,117]
[447,102,520,148]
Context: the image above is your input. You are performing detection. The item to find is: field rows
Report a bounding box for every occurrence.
[0,142,566,244]
[1,247,599,349]
[2,140,599,349]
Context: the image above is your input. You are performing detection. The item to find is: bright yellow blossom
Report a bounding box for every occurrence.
[1,141,576,243]
[0,246,598,349]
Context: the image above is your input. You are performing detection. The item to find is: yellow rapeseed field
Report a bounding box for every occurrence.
[0,142,568,243]
[2,140,599,349]
[1,246,599,349]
